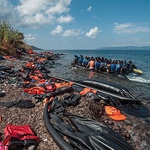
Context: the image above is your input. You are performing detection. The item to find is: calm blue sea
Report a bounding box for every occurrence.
[38,49,150,100]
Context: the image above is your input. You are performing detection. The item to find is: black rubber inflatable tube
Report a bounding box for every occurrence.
[96,90,137,101]
[43,101,74,150]
[81,80,122,93]
[49,76,138,102]
[80,80,136,99]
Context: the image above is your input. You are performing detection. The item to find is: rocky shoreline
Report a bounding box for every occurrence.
[0,53,150,150]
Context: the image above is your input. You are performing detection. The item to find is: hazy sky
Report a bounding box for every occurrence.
[1,0,150,50]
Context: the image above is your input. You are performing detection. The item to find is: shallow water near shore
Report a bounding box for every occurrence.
[44,50,150,100]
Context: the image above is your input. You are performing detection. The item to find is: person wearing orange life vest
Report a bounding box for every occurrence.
[86,57,95,70]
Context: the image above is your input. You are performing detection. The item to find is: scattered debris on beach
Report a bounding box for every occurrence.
[0,51,150,150]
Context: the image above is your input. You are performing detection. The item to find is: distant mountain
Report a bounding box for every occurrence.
[97,46,150,50]
[30,45,43,50]
[30,45,150,51]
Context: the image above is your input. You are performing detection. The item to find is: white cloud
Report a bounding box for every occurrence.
[87,6,92,12]
[114,22,150,34]
[63,29,84,37]
[16,0,72,27]
[51,25,63,35]
[16,0,48,16]
[86,27,100,39]
[0,0,16,20]
[24,33,37,42]
[0,0,72,28]
[46,0,71,15]
[57,15,74,23]
[23,13,49,26]
[51,26,84,37]
[17,0,71,16]
[114,22,133,30]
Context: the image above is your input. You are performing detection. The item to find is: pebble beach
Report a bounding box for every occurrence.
[0,52,150,150]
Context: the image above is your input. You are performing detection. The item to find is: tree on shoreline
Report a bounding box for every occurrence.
[0,20,30,56]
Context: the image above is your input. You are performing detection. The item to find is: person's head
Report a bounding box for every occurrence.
[129,61,132,64]
[117,60,120,64]
[111,59,115,63]
[91,57,94,61]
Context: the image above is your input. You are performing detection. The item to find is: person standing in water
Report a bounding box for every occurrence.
[86,57,95,70]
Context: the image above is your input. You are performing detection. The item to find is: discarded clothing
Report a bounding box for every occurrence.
[0,100,35,108]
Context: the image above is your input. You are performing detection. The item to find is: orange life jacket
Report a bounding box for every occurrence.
[105,106,126,121]
[80,88,97,95]
[25,62,35,68]
[24,87,45,95]
[54,82,74,88]
[29,75,40,81]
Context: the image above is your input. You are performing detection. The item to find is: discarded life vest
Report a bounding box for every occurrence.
[3,124,39,146]
[24,86,45,95]
[105,106,126,121]
[3,56,11,59]
[79,87,97,95]
[54,82,74,89]
[36,79,46,84]
[37,58,46,63]
[0,141,5,150]
[28,49,37,54]
[45,83,56,92]
[25,62,36,69]
[29,75,40,81]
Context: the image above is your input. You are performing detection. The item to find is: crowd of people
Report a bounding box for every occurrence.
[71,55,137,75]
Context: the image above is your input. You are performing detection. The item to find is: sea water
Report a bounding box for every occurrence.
[39,49,150,100]
[52,50,150,80]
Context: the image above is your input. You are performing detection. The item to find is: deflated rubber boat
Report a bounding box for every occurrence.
[48,76,139,104]
[77,79,138,102]
[44,98,134,150]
